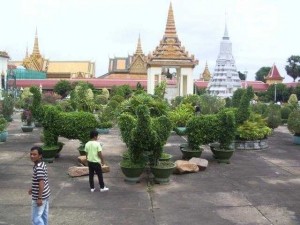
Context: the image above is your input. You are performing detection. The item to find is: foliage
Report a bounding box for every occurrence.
[170,96,184,108]
[120,158,146,168]
[154,81,166,99]
[168,103,194,127]
[70,82,95,112]
[181,94,201,106]
[111,85,132,99]
[287,109,300,136]
[250,102,268,116]
[118,105,172,165]
[285,55,300,82]
[56,100,74,112]
[118,113,136,148]
[266,83,289,103]
[236,113,272,140]
[21,109,33,126]
[236,87,254,125]
[238,71,246,80]
[231,88,246,108]
[186,115,219,150]
[120,93,169,117]
[42,92,60,105]
[21,87,33,109]
[199,94,225,114]
[1,93,14,121]
[101,88,110,99]
[280,105,292,121]
[41,105,98,146]
[110,95,125,104]
[94,94,108,105]
[255,67,271,82]
[29,86,42,122]
[53,80,72,98]
[216,109,236,150]
[288,94,298,109]
[0,114,8,132]
[266,103,281,129]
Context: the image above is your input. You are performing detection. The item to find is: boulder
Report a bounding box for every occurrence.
[68,164,110,177]
[174,160,199,174]
[78,156,88,166]
[189,157,208,171]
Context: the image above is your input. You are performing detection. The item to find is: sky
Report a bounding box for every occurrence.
[1,0,299,82]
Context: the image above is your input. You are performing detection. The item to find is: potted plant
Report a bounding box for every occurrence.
[210,109,237,164]
[181,114,218,159]
[21,109,34,132]
[0,114,8,142]
[287,109,300,144]
[169,103,194,136]
[118,104,173,183]
[2,93,14,122]
[235,113,272,150]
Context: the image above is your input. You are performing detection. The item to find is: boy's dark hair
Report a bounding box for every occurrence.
[90,130,99,139]
[31,146,43,155]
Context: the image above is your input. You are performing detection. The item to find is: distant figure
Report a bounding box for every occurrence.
[29,146,51,225]
[85,130,109,192]
[195,104,201,116]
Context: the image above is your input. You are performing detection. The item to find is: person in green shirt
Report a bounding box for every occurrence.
[85,130,109,192]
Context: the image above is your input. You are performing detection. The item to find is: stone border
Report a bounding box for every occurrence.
[234,139,268,150]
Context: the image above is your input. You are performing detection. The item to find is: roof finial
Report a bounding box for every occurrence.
[32,27,41,56]
[135,34,143,55]
[164,2,177,37]
[25,44,29,58]
[223,11,229,40]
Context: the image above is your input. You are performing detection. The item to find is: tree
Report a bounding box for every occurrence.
[238,71,246,80]
[255,67,271,82]
[285,55,300,82]
[53,80,72,99]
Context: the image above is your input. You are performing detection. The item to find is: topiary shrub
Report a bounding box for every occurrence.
[281,106,292,124]
[287,109,300,136]
[266,103,281,129]
[168,103,194,128]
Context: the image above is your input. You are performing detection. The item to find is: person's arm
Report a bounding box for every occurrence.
[36,179,44,206]
[98,151,105,166]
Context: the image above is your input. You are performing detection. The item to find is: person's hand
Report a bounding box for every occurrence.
[28,189,32,195]
[36,199,42,206]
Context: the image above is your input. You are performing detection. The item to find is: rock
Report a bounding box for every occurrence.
[78,156,88,166]
[68,164,110,177]
[174,160,199,174]
[189,158,208,171]
[68,166,89,177]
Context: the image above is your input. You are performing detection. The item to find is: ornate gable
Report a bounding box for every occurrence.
[129,55,147,74]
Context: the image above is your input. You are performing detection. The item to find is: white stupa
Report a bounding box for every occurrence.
[207,23,241,98]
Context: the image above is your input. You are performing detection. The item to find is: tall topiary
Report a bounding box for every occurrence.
[1,93,14,121]
[236,87,254,125]
[29,86,42,122]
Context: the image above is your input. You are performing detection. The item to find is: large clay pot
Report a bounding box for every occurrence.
[150,162,176,184]
[119,163,145,183]
[0,131,8,142]
[180,143,203,159]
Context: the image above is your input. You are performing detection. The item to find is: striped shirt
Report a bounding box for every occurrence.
[31,161,50,200]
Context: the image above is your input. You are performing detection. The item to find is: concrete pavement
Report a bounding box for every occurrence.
[0,113,299,225]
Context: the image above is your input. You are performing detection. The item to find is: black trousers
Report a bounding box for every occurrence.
[88,161,105,189]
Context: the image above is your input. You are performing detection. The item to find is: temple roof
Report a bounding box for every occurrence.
[265,64,284,80]
[147,3,198,67]
[0,51,10,59]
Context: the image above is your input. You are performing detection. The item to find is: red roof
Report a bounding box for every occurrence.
[265,64,283,80]
[14,79,147,89]
[12,78,300,92]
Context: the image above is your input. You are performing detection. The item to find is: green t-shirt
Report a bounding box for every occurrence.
[84,140,102,163]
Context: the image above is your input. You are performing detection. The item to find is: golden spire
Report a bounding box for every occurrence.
[164,2,177,38]
[135,34,143,55]
[32,28,41,56]
[201,61,211,81]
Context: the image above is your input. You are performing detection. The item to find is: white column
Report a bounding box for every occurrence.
[181,67,194,95]
[147,67,161,95]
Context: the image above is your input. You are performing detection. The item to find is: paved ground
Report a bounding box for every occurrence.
[0,113,300,225]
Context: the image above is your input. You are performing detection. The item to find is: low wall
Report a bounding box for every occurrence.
[234,139,268,150]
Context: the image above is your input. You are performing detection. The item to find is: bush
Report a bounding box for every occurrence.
[236,113,272,140]
[266,104,281,129]
[0,114,8,132]
[287,109,300,136]
[168,103,194,127]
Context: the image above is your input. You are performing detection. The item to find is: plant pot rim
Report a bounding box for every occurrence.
[119,162,145,169]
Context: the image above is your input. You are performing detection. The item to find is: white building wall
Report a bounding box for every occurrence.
[181,67,194,95]
[0,56,9,98]
[147,67,161,95]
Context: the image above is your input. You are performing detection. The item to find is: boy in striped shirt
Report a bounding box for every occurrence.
[28,146,51,225]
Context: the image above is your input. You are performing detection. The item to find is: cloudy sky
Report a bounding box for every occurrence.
[1,0,299,82]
